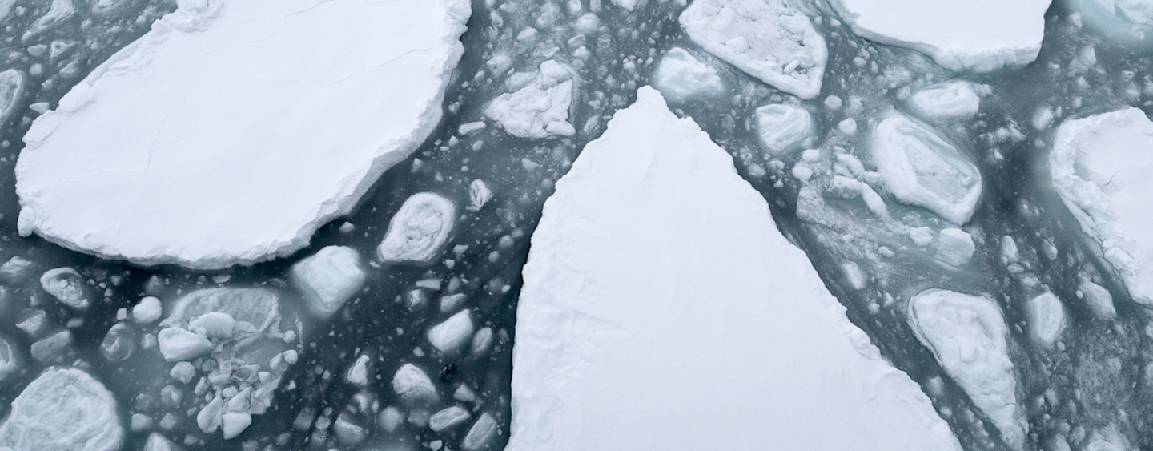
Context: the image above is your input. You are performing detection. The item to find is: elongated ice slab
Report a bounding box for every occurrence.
[508,87,960,451]
[870,112,982,224]
[0,368,123,451]
[830,0,1051,72]
[680,0,827,99]
[16,0,471,269]
[908,289,1023,448]
[1050,108,1153,305]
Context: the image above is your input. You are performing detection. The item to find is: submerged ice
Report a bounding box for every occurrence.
[0,368,123,451]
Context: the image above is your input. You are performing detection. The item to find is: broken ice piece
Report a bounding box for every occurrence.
[132,296,162,324]
[40,267,89,309]
[429,405,471,432]
[934,227,975,266]
[0,335,17,381]
[908,81,980,122]
[0,368,123,451]
[462,413,499,451]
[377,192,457,266]
[346,354,371,387]
[30,329,71,364]
[100,322,137,361]
[143,433,180,451]
[1079,279,1117,320]
[1025,291,1067,348]
[428,309,475,354]
[485,60,577,139]
[157,327,212,362]
[0,69,24,129]
[755,103,813,155]
[653,47,725,101]
[290,246,366,319]
[392,363,439,406]
[467,179,493,212]
[221,412,252,440]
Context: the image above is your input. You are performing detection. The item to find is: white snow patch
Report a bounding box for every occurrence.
[907,289,1024,448]
[1050,108,1153,305]
[830,0,1051,72]
[680,0,828,99]
[16,0,471,269]
[290,246,366,319]
[377,192,457,265]
[755,103,813,154]
[653,47,725,101]
[0,368,123,451]
[485,60,577,139]
[870,112,983,224]
[1026,291,1067,347]
[507,87,960,451]
[909,81,981,122]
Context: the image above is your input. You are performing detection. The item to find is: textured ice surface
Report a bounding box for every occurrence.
[909,81,981,122]
[653,47,725,101]
[290,246,366,319]
[376,192,457,266]
[485,60,577,139]
[908,289,1023,448]
[830,0,1052,72]
[0,69,23,127]
[870,112,983,224]
[15,0,471,269]
[755,103,813,154]
[0,368,123,451]
[680,0,827,99]
[1050,108,1153,305]
[508,88,960,451]
[1026,291,1067,347]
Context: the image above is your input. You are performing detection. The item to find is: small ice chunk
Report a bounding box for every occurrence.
[221,412,252,440]
[290,246,366,319]
[40,267,89,309]
[653,47,725,101]
[188,312,236,339]
[462,413,499,451]
[0,335,18,381]
[870,112,982,224]
[485,60,577,139]
[680,0,828,99]
[907,289,1024,448]
[0,368,123,451]
[30,330,71,364]
[133,296,162,324]
[754,104,813,154]
[346,354,370,387]
[392,363,439,405]
[157,327,213,362]
[23,0,75,41]
[429,405,471,432]
[0,69,24,128]
[829,0,1051,72]
[100,322,136,361]
[467,179,493,212]
[909,227,934,246]
[377,192,457,265]
[1079,279,1117,320]
[1026,291,1067,347]
[428,309,475,353]
[909,81,980,122]
[610,0,639,10]
[934,227,975,266]
[143,433,179,451]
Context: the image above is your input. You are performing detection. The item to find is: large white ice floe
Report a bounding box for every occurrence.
[870,112,983,224]
[680,0,828,99]
[15,0,471,269]
[1050,108,1153,305]
[507,87,960,451]
[907,289,1024,448]
[485,60,577,139]
[652,47,725,101]
[829,0,1051,72]
[0,368,123,451]
[290,246,366,319]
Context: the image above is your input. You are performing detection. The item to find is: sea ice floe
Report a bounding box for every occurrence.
[429,405,472,432]
[870,112,983,224]
[462,413,499,451]
[653,47,725,101]
[680,0,828,99]
[0,368,123,451]
[485,60,577,139]
[15,0,471,269]
[143,433,179,451]
[428,309,475,354]
[467,179,493,212]
[1050,108,1153,305]
[1026,291,1067,348]
[40,267,89,309]
[1079,279,1117,320]
[0,69,24,128]
[132,295,162,324]
[290,246,366,319]
[907,289,1024,448]
[909,81,981,122]
[830,0,1052,72]
[100,322,136,361]
[377,192,457,266]
[507,87,960,451]
[0,335,17,381]
[392,363,440,406]
[754,103,814,154]
[23,0,75,41]
[934,227,976,266]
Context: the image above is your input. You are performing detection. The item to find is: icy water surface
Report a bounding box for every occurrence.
[0,0,1150,450]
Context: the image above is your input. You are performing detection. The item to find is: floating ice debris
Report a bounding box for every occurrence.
[0,69,24,128]
[39,267,89,309]
[610,0,639,10]
[16,0,471,269]
[429,405,472,432]
[1026,291,1067,348]
[157,327,212,362]
[89,0,129,15]
[909,81,981,122]
[462,413,499,451]
[1050,108,1153,305]
[132,295,162,324]
[1079,279,1117,320]
[143,433,179,451]
[907,289,1024,448]
[392,363,440,406]
[653,47,725,101]
[0,335,17,381]
[0,368,123,451]
[377,192,457,266]
[290,246,366,319]
[346,354,371,387]
[30,330,71,364]
[829,0,1051,72]
[485,60,577,139]
[428,309,475,354]
[934,227,976,266]
[100,322,136,361]
[680,0,828,99]
[754,104,813,154]
[189,311,236,339]
[508,88,960,450]
[23,0,75,41]
[870,112,983,224]
[0,0,13,22]
[221,412,251,440]
[467,179,493,212]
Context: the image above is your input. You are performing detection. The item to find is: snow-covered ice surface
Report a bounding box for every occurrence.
[830,0,1052,72]
[0,367,123,451]
[14,0,471,269]
[508,88,960,451]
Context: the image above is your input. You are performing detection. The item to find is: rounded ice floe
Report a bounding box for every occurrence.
[0,368,123,451]
[15,0,472,269]
[40,267,89,309]
[909,81,981,122]
[1050,108,1153,305]
[680,0,827,99]
[377,192,457,266]
[754,103,813,154]
[392,363,439,406]
[653,47,725,101]
[870,112,983,224]
[933,227,976,266]
[829,0,1051,72]
[907,289,1024,449]
[132,295,162,324]
[290,246,366,319]
[427,309,475,354]
[485,60,577,139]
[1026,291,1067,347]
